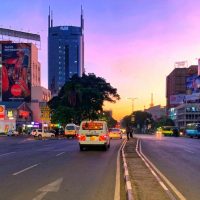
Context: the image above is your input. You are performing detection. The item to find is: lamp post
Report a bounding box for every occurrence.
[127,97,137,114]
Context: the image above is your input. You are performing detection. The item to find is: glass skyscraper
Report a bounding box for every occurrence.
[48,8,84,96]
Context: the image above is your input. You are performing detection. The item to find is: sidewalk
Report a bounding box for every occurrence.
[123,138,171,200]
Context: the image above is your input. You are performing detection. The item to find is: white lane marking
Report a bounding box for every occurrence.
[184,149,194,154]
[13,163,39,176]
[0,152,16,157]
[160,181,169,191]
[114,139,126,200]
[56,152,65,157]
[138,140,187,200]
[126,181,132,190]
[33,178,63,200]
[125,169,129,176]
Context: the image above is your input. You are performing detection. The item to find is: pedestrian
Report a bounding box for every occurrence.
[126,124,132,140]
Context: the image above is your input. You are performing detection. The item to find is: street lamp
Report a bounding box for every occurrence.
[127,97,137,114]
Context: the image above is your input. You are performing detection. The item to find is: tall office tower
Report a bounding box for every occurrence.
[48,7,84,96]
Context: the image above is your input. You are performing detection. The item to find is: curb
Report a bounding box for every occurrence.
[121,140,134,200]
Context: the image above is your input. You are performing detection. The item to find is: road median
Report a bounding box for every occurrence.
[123,138,172,200]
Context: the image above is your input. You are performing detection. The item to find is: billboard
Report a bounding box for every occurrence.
[2,43,31,102]
[170,94,185,105]
[186,75,200,93]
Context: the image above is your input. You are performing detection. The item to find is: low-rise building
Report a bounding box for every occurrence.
[30,86,51,123]
[0,102,32,133]
[144,105,166,120]
[174,103,200,128]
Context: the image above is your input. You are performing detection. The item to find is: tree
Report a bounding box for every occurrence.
[48,73,120,125]
[121,111,153,133]
[154,116,175,128]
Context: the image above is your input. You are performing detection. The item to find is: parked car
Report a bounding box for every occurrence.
[7,130,19,136]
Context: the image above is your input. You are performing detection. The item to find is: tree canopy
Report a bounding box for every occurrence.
[48,73,120,125]
[121,111,153,130]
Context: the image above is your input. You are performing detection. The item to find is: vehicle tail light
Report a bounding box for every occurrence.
[78,134,86,141]
[99,134,107,141]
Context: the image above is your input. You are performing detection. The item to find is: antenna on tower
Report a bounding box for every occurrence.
[150,93,154,107]
[51,10,53,27]
[81,5,84,30]
[48,6,51,29]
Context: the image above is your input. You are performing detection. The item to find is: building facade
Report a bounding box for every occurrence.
[0,39,51,130]
[0,102,32,133]
[166,65,198,110]
[48,9,84,96]
[174,103,200,128]
[0,41,41,102]
[30,86,51,123]
[144,105,166,120]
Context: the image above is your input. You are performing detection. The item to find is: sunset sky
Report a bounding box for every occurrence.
[1,0,200,120]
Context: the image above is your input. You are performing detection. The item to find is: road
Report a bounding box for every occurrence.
[136,134,200,200]
[0,136,124,200]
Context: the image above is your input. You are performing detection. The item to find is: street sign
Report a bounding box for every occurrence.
[40,106,51,121]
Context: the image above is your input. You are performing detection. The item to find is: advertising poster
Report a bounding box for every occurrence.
[2,43,31,102]
[170,94,185,105]
[186,74,200,93]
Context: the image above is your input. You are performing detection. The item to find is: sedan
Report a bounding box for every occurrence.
[109,128,122,139]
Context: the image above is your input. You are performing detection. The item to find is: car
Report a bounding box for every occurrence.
[52,128,65,137]
[7,130,19,136]
[78,120,110,151]
[31,129,55,139]
[30,129,42,136]
[109,128,122,139]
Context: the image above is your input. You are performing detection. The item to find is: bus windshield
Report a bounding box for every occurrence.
[66,126,76,130]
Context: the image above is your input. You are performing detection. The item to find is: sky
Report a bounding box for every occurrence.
[1,0,200,120]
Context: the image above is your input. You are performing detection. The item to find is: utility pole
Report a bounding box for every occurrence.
[127,97,137,114]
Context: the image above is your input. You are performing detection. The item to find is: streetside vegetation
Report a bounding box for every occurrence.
[48,73,120,126]
[121,111,174,133]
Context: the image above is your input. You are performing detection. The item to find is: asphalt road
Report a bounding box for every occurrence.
[0,136,124,200]
[136,134,200,200]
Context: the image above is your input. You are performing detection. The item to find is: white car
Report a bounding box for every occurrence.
[78,120,110,151]
[32,129,55,139]
[7,130,19,136]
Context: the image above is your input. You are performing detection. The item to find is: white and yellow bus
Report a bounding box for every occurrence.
[64,123,79,138]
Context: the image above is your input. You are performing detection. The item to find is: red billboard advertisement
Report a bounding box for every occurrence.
[0,105,5,120]
[2,43,31,102]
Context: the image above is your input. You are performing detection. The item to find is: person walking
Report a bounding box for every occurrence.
[126,124,133,140]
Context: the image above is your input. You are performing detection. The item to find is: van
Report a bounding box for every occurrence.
[65,123,79,138]
[78,120,110,151]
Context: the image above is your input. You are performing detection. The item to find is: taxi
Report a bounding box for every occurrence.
[78,120,110,151]
[109,128,122,139]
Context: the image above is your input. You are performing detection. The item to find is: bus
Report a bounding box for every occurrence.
[64,123,79,138]
[185,123,200,138]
